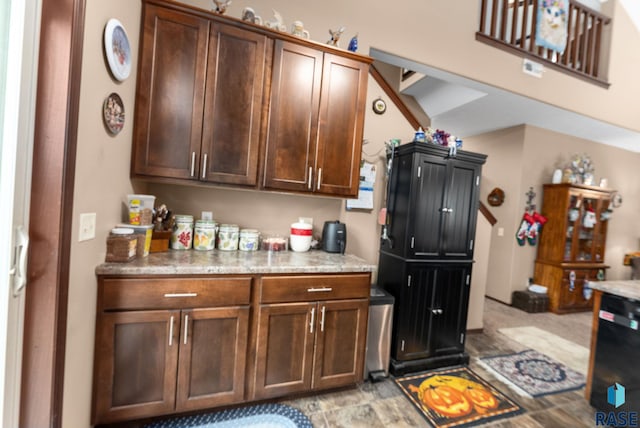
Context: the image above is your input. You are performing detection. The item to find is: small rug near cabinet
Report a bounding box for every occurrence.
[143,403,313,428]
[394,366,523,427]
[478,349,585,398]
[498,326,589,374]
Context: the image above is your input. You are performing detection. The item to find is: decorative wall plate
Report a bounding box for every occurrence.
[611,191,623,208]
[487,187,505,206]
[103,93,125,135]
[104,18,131,81]
[372,97,386,115]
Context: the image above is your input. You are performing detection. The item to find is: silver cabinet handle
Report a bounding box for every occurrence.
[183,314,189,345]
[169,315,174,346]
[320,306,326,332]
[317,168,322,190]
[202,153,208,179]
[309,307,315,333]
[307,287,332,293]
[164,293,198,298]
[308,167,313,189]
[190,152,196,177]
[432,309,443,315]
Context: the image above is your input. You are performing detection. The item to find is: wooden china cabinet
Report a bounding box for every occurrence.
[534,183,615,314]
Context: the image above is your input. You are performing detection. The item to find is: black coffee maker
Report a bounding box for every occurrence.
[322,220,347,254]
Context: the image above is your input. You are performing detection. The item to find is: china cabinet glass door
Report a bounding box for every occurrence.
[564,194,609,262]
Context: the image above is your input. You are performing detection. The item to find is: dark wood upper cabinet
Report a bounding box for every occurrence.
[132,4,209,179]
[263,44,368,197]
[132,0,371,196]
[262,41,323,193]
[201,23,269,185]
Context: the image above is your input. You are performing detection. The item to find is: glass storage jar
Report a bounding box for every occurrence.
[217,224,239,251]
[239,229,260,251]
[171,215,194,250]
[193,219,217,251]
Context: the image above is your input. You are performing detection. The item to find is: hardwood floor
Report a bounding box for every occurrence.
[283,297,596,427]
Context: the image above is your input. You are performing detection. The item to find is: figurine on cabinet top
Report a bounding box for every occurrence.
[327,27,345,47]
[212,0,231,14]
[291,21,310,39]
[347,34,358,52]
[241,7,262,25]
[265,10,287,32]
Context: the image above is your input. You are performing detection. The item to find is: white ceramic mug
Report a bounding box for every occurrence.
[291,21,310,39]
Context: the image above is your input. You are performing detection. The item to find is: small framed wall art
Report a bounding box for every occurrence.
[104,18,131,81]
[103,92,125,135]
[372,97,386,115]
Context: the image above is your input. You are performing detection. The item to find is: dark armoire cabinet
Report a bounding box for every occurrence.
[377,143,486,375]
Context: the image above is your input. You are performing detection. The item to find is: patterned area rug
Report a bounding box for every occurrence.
[478,349,585,398]
[497,326,589,374]
[394,366,523,428]
[143,403,313,428]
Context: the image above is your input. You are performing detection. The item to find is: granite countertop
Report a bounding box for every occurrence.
[96,249,376,276]
[589,280,640,301]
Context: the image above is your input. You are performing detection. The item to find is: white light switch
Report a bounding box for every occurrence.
[497,227,504,237]
[79,213,97,241]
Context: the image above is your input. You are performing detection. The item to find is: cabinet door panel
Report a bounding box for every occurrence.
[315,54,368,196]
[201,23,268,185]
[442,161,478,258]
[133,5,208,179]
[430,266,470,356]
[176,307,249,411]
[263,41,322,192]
[253,302,315,399]
[395,266,437,360]
[412,158,447,257]
[313,299,368,389]
[93,310,178,425]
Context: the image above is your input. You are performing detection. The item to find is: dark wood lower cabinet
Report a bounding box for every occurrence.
[93,273,370,426]
[94,310,178,424]
[252,299,368,400]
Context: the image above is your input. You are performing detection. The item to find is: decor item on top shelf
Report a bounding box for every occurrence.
[327,26,345,47]
[290,20,310,39]
[264,10,286,32]
[568,153,595,185]
[347,33,358,52]
[241,7,262,24]
[212,0,232,14]
[413,127,426,143]
[535,0,568,54]
[104,18,131,82]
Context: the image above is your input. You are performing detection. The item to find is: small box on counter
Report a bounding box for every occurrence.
[150,230,172,253]
[106,228,137,262]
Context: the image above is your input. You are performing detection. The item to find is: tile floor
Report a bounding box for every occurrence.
[283,298,597,427]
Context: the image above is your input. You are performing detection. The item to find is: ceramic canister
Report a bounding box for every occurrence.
[239,229,260,251]
[193,219,217,251]
[217,224,239,251]
[171,215,194,250]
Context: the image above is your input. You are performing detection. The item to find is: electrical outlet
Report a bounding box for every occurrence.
[79,213,97,241]
[523,59,544,78]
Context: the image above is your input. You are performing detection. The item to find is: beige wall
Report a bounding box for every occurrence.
[465,124,640,304]
[467,215,492,330]
[61,1,640,426]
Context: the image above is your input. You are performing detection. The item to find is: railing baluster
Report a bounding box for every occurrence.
[529,0,538,53]
[521,0,529,49]
[592,17,602,78]
[510,0,518,45]
[562,4,574,66]
[491,0,499,37]
[586,14,596,75]
[580,7,589,73]
[501,0,509,41]
[480,0,488,34]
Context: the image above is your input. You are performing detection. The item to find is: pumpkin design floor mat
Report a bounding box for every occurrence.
[394,366,523,427]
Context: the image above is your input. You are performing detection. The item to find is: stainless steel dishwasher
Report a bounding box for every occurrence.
[365,286,394,381]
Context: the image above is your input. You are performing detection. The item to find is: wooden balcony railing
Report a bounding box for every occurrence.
[476,0,611,87]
